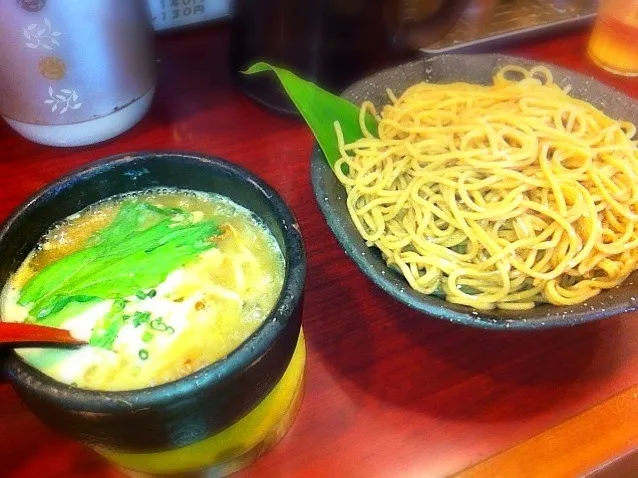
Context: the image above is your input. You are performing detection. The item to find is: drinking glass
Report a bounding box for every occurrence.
[587,0,638,77]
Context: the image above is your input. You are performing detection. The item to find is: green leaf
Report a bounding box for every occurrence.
[34,298,100,328]
[20,247,98,307]
[87,200,147,247]
[242,62,378,169]
[20,200,147,307]
[19,200,221,322]
[55,221,217,298]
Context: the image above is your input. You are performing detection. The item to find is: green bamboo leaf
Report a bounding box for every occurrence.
[242,62,378,169]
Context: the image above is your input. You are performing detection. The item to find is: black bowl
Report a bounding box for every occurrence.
[311,54,638,330]
[0,153,306,457]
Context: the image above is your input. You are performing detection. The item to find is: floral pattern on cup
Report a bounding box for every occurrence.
[38,56,67,80]
[24,18,60,50]
[44,86,82,114]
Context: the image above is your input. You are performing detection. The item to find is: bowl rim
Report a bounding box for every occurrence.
[1,151,306,410]
[310,53,638,331]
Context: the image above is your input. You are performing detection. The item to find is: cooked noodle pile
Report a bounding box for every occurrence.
[334,65,638,310]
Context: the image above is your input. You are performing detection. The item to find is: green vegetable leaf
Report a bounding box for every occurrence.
[19,200,221,322]
[31,297,100,328]
[242,62,378,169]
[19,247,98,309]
[87,201,151,248]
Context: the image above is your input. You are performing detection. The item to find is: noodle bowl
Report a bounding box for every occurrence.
[333,65,638,311]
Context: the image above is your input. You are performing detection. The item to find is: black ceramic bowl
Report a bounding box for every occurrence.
[0,152,307,475]
[311,54,638,330]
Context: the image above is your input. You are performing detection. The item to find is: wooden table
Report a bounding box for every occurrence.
[1,24,637,478]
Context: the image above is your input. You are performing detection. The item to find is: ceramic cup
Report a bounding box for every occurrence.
[0,1,157,147]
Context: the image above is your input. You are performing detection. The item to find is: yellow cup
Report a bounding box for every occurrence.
[97,332,307,477]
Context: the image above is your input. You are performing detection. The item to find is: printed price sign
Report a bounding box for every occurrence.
[148,0,229,31]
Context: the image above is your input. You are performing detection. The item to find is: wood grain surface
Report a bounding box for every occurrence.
[455,384,638,478]
[0,24,637,478]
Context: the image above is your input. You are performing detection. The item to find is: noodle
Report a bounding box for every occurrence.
[334,65,638,311]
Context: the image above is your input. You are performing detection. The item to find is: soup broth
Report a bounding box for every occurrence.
[0,188,285,392]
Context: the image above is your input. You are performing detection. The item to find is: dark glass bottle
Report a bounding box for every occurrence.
[229,0,392,115]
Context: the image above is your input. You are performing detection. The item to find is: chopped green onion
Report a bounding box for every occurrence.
[150,318,169,332]
[89,299,127,350]
[135,289,158,300]
[132,311,151,328]
[138,349,149,360]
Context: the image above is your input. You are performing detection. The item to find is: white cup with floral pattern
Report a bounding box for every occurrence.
[0,0,157,147]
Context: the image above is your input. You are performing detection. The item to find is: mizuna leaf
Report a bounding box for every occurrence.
[19,200,221,321]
